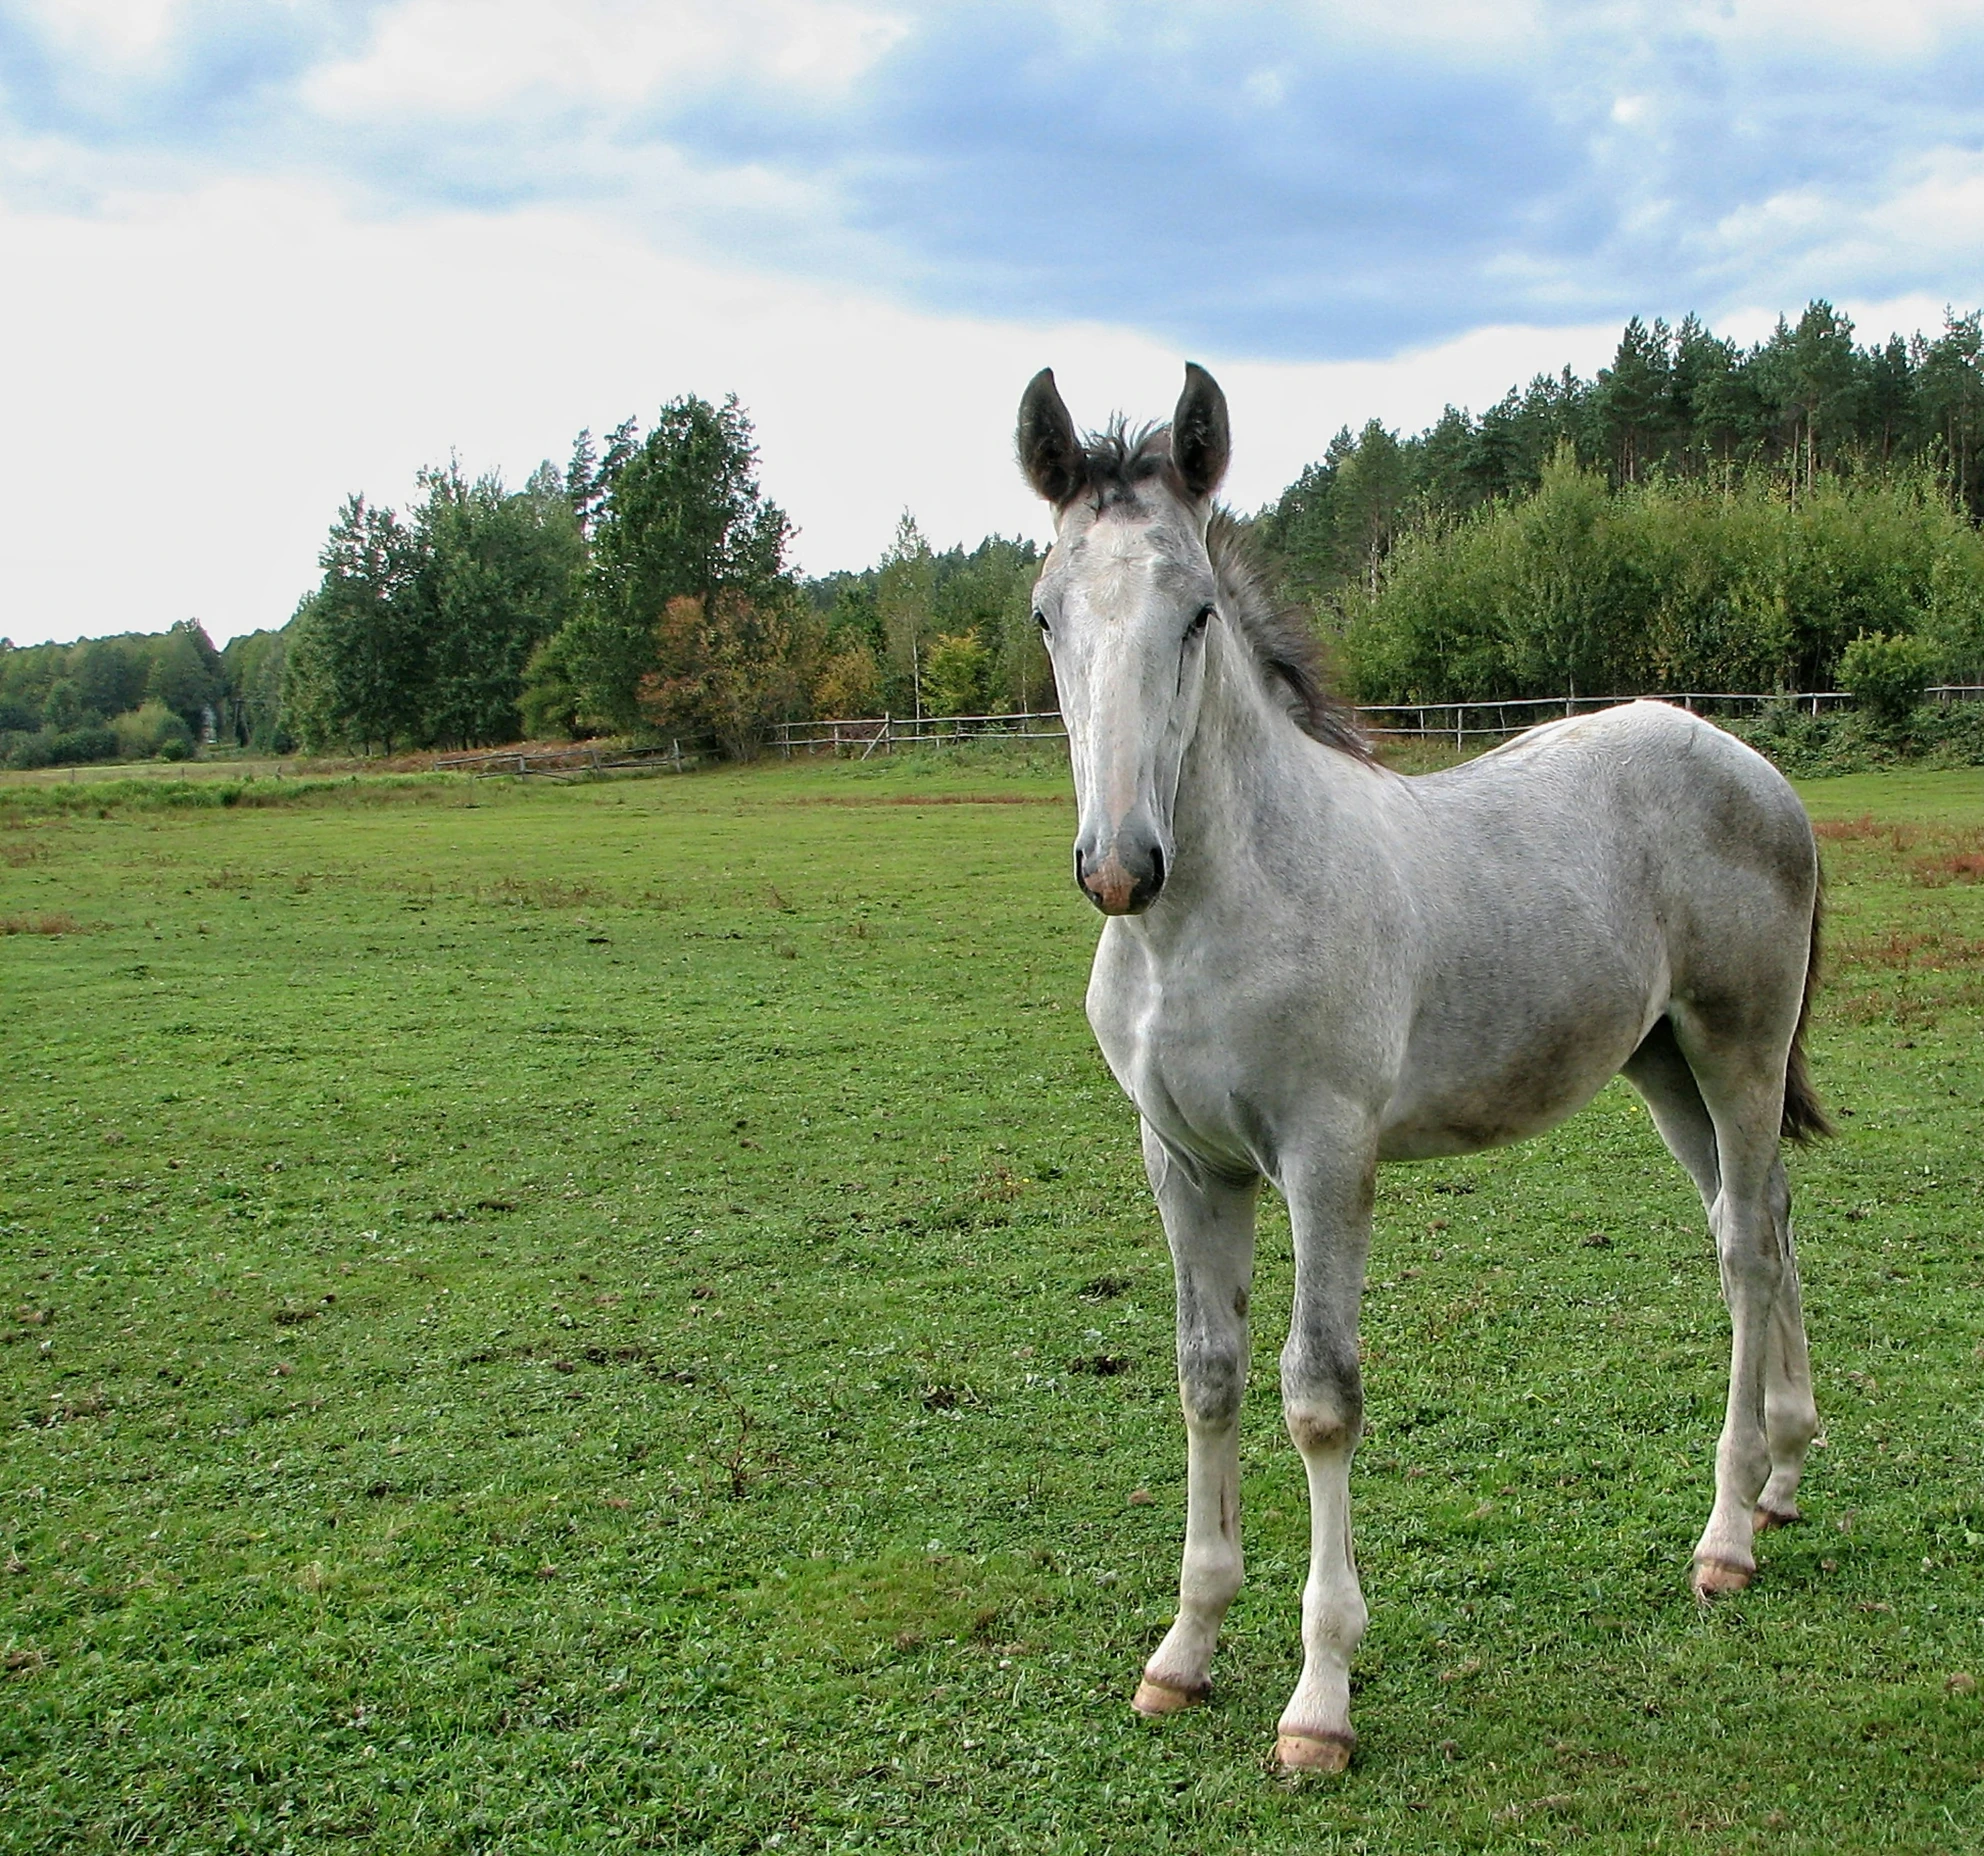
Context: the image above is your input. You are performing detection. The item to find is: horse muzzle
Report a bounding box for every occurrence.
[1074,827,1167,915]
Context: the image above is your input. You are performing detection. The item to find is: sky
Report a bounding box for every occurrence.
[4,1,1984,647]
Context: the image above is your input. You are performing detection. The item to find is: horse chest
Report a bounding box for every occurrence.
[1087,935,1301,1162]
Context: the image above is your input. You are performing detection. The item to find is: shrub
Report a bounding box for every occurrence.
[921,632,990,718]
[6,725,122,770]
[636,591,804,760]
[811,640,883,718]
[1838,630,1932,726]
[112,701,196,762]
[1345,466,1984,703]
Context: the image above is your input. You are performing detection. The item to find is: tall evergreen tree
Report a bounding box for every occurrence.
[1594,316,1672,482]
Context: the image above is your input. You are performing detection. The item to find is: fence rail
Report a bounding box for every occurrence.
[432,740,703,778]
[770,688,1984,754]
[1353,685,1984,742]
[438,686,1984,776]
[768,711,1069,758]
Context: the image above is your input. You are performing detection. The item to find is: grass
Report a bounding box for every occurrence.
[2,748,1982,1853]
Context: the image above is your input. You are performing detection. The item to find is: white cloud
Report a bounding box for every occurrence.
[0,180,1634,648]
[306,0,908,116]
[15,0,195,63]
[1328,0,1545,54]
[1693,0,1984,55]
[1706,146,1984,307]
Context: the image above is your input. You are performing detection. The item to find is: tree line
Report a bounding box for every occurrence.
[0,620,235,769]
[1252,301,1984,705]
[6,298,1982,770]
[275,395,1047,758]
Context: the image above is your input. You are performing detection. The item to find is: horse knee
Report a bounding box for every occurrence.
[1286,1404,1359,1457]
[1177,1338,1245,1428]
[1284,1368,1363,1459]
[1281,1336,1361,1457]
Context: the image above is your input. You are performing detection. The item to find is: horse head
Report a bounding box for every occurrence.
[1017,363,1231,916]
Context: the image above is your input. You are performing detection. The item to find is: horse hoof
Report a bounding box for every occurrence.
[1692,1557,1753,1598]
[1133,1678,1205,1717]
[1276,1731,1354,1774]
[1753,1504,1801,1532]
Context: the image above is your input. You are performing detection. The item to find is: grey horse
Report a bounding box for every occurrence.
[1016,363,1827,1773]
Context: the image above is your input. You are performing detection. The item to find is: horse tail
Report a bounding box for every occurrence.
[1781,872,1833,1145]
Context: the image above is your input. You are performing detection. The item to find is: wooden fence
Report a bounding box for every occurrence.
[771,687,1984,756]
[767,711,1068,759]
[1357,686,1984,743]
[432,740,703,779]
[435,686,1984,776]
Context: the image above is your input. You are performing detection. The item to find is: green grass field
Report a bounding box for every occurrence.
[3,750,1981,1853]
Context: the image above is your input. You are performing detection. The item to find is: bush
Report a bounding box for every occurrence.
[112,701,196,762]
[5,725,120,770]
[635,592,804,760]
[49,725,122,766]
[2,729,52,770]
[519,629,586,741]
[1346,466,1983,703]
[921,632,990,718]
[1837,630,1932,725]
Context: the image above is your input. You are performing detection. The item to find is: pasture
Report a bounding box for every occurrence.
[2,751,1981,1853]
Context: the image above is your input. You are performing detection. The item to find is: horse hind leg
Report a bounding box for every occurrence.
[1624,1018,1721,1206]
[1660,1007,1819,1596]
[1753,1161,1817,1532]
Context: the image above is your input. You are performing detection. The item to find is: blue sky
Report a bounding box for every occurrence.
[5,0,1984,642]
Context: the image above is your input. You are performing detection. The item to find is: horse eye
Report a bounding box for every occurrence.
[1187,604,1213,639]
[1034,610,1050,635]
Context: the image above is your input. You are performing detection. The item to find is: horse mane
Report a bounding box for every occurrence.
[1079,419,1175,507]
[1207,512,1374,763]
[1074,420,1371,761]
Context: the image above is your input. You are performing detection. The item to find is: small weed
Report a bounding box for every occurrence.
[0,911,83,935]
[1078,1273,1133,1300]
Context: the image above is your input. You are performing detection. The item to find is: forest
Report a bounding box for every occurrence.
[3,299,1981,769]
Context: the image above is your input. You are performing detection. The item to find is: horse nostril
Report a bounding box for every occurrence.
[1148,844,1165,895]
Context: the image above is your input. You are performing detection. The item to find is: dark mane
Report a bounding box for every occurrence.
[1207,511,1373,762]
[1075,418,1177,509]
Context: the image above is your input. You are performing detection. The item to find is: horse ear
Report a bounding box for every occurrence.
[1017,368,1085,506]
[1171,362,1230,500]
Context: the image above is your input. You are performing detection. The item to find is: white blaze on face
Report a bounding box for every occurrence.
[1073,520,1170,838]
[1044,502,1214,910]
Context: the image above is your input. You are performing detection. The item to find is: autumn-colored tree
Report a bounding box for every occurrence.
[636,591,803,760]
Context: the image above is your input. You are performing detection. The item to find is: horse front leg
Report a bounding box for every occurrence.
[1275,1150,1373,1773]
[1133,1122,1258,1717]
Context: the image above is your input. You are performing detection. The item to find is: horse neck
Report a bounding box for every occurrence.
[1168,623,1335,899]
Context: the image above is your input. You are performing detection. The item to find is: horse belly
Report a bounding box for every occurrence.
[1376,995,1648,1161]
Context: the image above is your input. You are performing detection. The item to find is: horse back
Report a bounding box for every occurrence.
[1375,702,1817,1158]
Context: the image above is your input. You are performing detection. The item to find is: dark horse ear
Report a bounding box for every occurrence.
[1017,368,1086,506]
[1171,362,1230,501]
